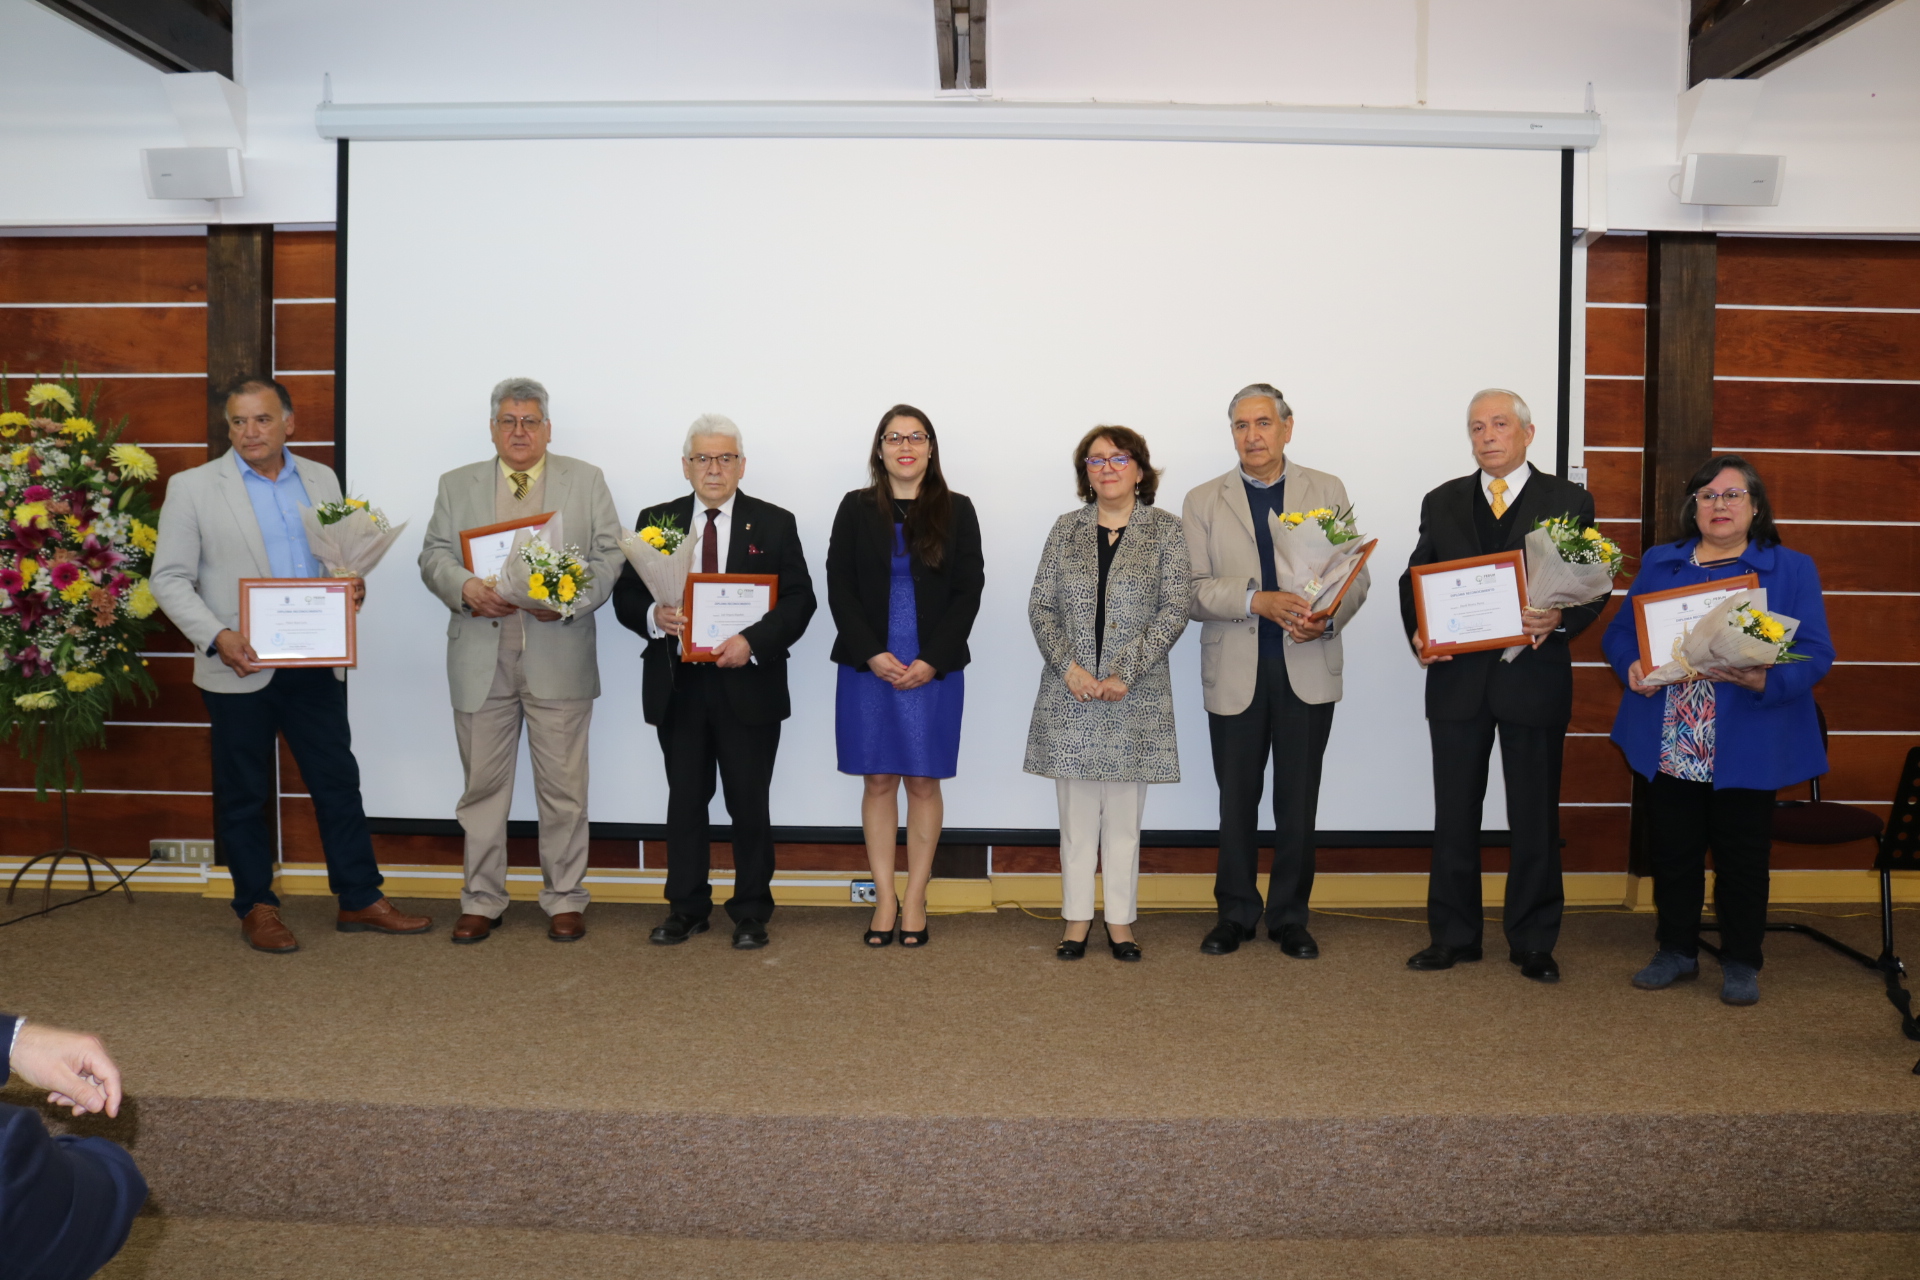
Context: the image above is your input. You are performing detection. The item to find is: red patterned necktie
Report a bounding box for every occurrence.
[701,507,720,574]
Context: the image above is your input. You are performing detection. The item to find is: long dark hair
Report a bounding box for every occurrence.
[1676,454,1781,549]
[867,404,953,570]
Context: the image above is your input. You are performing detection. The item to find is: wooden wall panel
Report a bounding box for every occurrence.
[1815,666,1920,731]
[285,443,337,473]
[1568,596,1627,663]
[1562,734,1634,802]
[1755,452,1920,523]
[136,659,212,723]
[1712,381,1920,454]
[0,791,213,860]
[1789,525,1920,593]
[1562,806,1629,872]
[1585,235,1648,304]
[1583,378,1643,447]
[144,617,195,654]
[272,233,336,300]
[0,725,210,793]
[1584,449,1641,519]
[0,307,206,374]
[1718,238,1920,309]
[1788,733,1920,805]
[273,303,335,372]
[75,376,208,445]
[1584,308,1646,377]
[1716,310,1920,382]
[0,236,205,304]
[1823,596,1920,663]
[278,374,334,432]
[1572,665,1629,733]
[154,445,211,488]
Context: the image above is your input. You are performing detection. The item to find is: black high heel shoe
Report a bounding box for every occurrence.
[863,905,897,947]
[898,904,929,948]
[1105,923,1142,962]
[1056,930,1089,960]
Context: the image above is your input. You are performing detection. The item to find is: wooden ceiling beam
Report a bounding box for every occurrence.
[1690,0,1900,84]
[30,0,232,77]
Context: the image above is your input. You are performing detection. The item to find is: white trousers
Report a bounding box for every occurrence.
[1055,778,1150,925]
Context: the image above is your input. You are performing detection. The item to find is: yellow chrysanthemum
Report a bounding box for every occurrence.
[1307,507,1334,520]
[109,443,158,481]
[0,411,26,438]
[1760,620,1785,642]
[128,579,158,619]
[26,384,75,413]
[60,417,96,440]
[640,527,666,549]
[1581,526,1602,541]
[12,502,49,529]
[527,574,550,601]
[63,515,81,531]
[557,574,576,602]
[9,447,30,467]
[61,670,104,693]
[347,498,368,509]
[59,580,91,604]
[19,558,38,581]
[14,690,58,711]
[129,519,158,553]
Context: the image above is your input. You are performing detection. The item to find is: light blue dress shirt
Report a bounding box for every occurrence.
[234,449,319,578]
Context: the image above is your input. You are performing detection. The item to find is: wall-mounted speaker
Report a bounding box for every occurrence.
[141,147,244,200]
[1679,152,1783,206]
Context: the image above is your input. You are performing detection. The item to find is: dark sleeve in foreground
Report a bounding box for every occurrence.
[0,1102,148,1280]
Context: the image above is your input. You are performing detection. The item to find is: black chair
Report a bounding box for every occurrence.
[1699,717,1920,1073]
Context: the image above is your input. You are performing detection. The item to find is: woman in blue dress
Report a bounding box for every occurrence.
[827,405,984,948]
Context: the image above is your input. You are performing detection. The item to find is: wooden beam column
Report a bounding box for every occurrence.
[1629,231,1719,882]
[205,224,274,457]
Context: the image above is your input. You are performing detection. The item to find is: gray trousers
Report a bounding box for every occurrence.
[453,645,593,917]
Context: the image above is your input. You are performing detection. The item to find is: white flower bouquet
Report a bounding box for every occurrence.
[618,510,700,612]
[1638,587,1804,688]
[491,512,588,621]
[299,497,407,579]
[1265,506,1373,617]
[1501,516,1624,662]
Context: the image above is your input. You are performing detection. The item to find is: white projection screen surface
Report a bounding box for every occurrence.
[343,136,1564,833]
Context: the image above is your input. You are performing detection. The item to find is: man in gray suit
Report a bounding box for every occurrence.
[418,378,623,945]
[1182,383,1370,958]
[150,377,432,952]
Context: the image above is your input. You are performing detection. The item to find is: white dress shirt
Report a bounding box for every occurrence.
[1480,461,1532,509]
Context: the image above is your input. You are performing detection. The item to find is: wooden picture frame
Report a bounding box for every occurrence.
[238,578,357,668]
[459,511,556,575]
[1633,573,1760,672]
[1409,549,1531,657]
[681,572,780,663]
[1309,537,1379,621]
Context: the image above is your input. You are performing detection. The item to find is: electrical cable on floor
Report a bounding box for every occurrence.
[0,858,152,929]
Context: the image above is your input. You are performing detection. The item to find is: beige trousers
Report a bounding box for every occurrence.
[1055,778,1149,925]
[453,644,593,917]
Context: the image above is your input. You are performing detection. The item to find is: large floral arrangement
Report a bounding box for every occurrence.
[0,376,163,795]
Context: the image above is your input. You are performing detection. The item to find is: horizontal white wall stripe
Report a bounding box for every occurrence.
[1778,519,1920,526]
[0,787,208,796]
[1587,302,1645,309]
[0,301,204,309]
[1586,374,1643,380]
[1723,449,1920,457]
[271,369,334,377]
[1718,304,1920,315]
[106,721,209,727]
[1716,376,1920,386]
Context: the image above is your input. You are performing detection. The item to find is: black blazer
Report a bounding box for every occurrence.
[1397,469,1603,727]
[825,489,984,676]
[611,491,817,727]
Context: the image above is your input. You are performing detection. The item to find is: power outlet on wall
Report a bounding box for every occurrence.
[850,880,877,904]
[150,839,213,864]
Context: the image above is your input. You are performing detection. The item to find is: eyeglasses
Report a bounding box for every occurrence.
[883,432,930,446]
[494,415,546,432]
[688,453,742,469]
[1084,454,1133,471]
[1693,488,1750,506]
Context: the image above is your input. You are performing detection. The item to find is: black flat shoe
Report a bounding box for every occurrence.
[650,914,710,946]
[1200,920,1255,955]
[1406,943,1484,970]
[1056,937,1088,960]
[1105,925,1141,962]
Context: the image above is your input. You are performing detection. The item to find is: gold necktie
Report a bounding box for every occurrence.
[510,471,530,501]
[1489,477,1509,518]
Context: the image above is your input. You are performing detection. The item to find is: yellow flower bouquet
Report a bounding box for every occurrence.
[1265,504,1373,616]
[492,514,592,621]
[1501,515,1624,662]
[617,509,699,615]
[300,495,408,579]
[1639,588,1804,688]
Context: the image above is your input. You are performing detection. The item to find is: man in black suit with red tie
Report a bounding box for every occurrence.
[1397,389,1603,983]
[613,414,816,950]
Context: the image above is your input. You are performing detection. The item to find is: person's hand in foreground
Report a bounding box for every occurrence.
[10,1022,124,1118]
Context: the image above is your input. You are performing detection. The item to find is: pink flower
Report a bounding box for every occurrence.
[0,568,21,593]
[21,485,50,503]
[48,560,83,591]
[107,572,131,596]
[79,537,122,574]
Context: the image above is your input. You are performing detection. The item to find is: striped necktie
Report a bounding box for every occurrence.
[510,471,530,501]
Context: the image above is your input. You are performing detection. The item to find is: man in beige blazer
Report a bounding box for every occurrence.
[1182,383,1370,958]
[150,376,432,953]
[417,378,623,945]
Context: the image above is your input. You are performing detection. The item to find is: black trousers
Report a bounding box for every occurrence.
[0,1105,146,1280]
[201,668,384,919]
[1646,771,1777,968]
[658,664,781,923]
[1210,654,1336,931]
[1428,711,1565,953]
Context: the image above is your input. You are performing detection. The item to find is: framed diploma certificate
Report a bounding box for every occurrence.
[1634,574,1759,672]
[460,512,555,581]
[1411,550,1530,657]
[682,573,778,662]
[1310,537,1379,621]
[239,578,356,667]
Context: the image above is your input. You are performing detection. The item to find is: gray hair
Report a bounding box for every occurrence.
[1467,387,1532,428]
[490,377,549,421]
[1228,382,1292,423]
[683,413,744,457]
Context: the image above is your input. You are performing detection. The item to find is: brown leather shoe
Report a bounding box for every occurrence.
[336,897,434,935]
[548,911,586,942]
[451,912,502,944]
[241,904,299,954]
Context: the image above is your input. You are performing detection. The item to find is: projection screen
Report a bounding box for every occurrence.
[342,135,1564,834]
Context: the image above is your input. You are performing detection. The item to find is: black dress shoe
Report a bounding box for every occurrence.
[732,918,770,950]
[1406,943,1484,970]
[1200,921,1256,955]
[649,914,710,946]
[1272,924,1319,959]
[1511,949,1561,983]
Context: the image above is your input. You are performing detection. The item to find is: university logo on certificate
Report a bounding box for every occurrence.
[1410,550,1530,657]
[239,578,357,667]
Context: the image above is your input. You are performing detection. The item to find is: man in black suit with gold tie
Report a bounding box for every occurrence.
[613,414,816,950]
[1397,389,1602,983]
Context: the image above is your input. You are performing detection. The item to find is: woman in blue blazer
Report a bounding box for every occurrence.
[1603,455,1833,1007]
